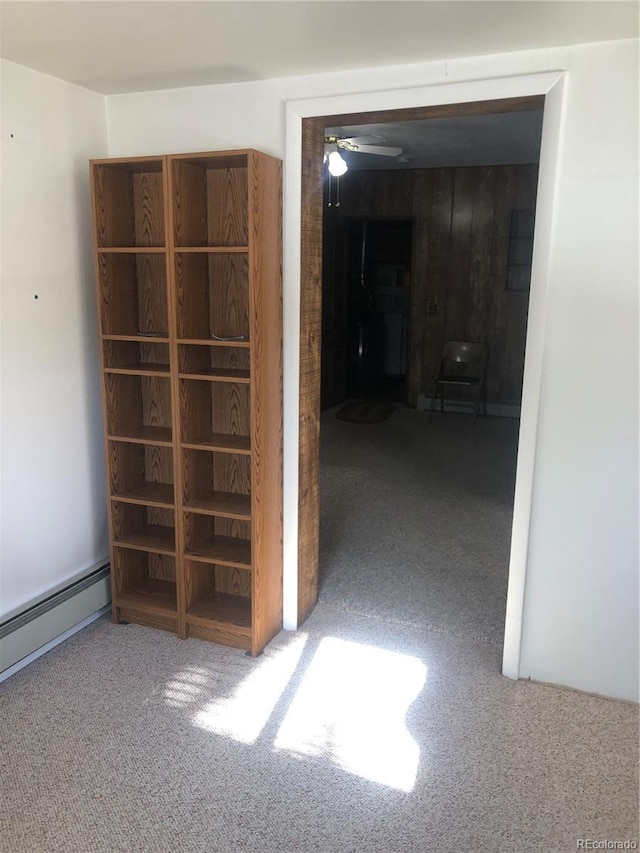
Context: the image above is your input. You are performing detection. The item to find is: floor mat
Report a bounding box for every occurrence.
[335,400,395,424]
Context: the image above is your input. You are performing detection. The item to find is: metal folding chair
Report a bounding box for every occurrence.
[428,341,488,426]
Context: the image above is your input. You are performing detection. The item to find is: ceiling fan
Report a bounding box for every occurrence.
[324,134,403,175]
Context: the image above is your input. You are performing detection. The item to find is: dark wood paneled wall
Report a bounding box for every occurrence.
[325,164,538,406]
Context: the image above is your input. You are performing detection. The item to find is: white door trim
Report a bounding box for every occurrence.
[282,70,566,682]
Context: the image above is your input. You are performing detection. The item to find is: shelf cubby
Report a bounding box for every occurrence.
[93,160,165,248]
[104,339,170,375]
[111,547,177,632]
[183,512,251,568]
[111,501,176,554]
[180,379,250,452]
[97,253,168,337]
[184,560,251,649]
[174,252,249,341]
[185,562,252,650]
[105,373,172,445]
[182,448,251,517]
[171,154,248,248]
[108,442,174,507]
[178,343,250,382]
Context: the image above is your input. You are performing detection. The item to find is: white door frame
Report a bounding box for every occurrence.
[282,70,566,680]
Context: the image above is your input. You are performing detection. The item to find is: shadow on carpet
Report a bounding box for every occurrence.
[336,400,395,424]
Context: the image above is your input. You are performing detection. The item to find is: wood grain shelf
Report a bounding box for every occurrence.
[185,535,251,568]
[97,252,169,338]
[109,442,174,512]
[98,247,166,254]
[106,364,170,376]
[174,252,250,341]
[182,448,251,521]
[178,368,250,383]
[93,149,282,653]
[108,426,173,446]
[103,335,170,343]
[180,378,250,454]
[178,343,250,381]
[177,338,250,348]
[111,482,174,508]
[92,159,165,248]
[183,491,251,519]
[115,579,177,615]
[111,547,177,631]
[105,373,173,446]
[175,246,249,254]
[186,595,251,648]
[181,433,251,454]
[187,592,251,630]
[114,523,176,555]
[103,341,170,377]
[171,154,248,248]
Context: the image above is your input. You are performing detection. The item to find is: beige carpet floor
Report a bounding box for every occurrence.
[1,408,638,852]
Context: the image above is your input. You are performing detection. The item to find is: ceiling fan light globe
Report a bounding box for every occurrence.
[327,150,348,176]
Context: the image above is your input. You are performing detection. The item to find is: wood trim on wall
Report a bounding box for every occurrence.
[297,117,325,624]
[298,96,544,626]
[318,95,544,130]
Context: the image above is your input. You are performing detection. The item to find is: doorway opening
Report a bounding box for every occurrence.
[297,95,546,662]
[322,216,413,409]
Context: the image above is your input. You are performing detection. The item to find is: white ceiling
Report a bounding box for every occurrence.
[0,1,637,96]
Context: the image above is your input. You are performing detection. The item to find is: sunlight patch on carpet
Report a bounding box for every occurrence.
[190,633,309,744]
[162,665,211,708]
[274,637,426,792]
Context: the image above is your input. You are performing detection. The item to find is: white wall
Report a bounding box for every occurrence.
[106,39,639,702]
[0,61,109,617]
[518,42,639,700]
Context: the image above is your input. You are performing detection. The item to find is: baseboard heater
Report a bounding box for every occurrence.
[0,561,111,679]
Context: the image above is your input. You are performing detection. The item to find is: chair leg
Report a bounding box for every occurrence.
[428,383,438,422]
[472,388,480,428]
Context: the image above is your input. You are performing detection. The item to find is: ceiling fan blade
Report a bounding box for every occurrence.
[352,144,403,157]
[340,135,383,146]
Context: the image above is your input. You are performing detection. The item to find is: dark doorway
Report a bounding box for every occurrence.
[297,95,545,624]
[322,217,413,409]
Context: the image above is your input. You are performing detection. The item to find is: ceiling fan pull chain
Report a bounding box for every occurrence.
[335,174,341,208]
[327,173,332,207]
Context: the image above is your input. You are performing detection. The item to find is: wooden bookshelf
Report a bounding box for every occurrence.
[91,150,283,654]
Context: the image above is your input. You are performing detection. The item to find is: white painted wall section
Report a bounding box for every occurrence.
[106,39,638,702]
[518,41,639,701]
[0,60,109,617]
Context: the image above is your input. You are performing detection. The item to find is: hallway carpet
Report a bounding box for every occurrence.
[1,409,637,852]
[320,407,519,647]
